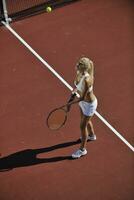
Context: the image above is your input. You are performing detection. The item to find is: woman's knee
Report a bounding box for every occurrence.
[80,116,91,129]
[80,121,87,131]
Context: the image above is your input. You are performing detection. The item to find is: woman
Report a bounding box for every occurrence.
[69,57,98,159]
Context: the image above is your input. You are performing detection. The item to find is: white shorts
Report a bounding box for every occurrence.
[79,98,98,117]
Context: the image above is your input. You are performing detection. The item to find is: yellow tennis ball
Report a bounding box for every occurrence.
[46,6,52,13]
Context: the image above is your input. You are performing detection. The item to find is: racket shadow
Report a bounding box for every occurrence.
[0,139,81,172]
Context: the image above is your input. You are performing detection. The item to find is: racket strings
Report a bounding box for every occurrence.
[47,108,67,130]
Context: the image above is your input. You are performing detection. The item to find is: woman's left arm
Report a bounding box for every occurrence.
[82,77,92,99]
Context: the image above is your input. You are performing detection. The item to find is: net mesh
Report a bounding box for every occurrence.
[0,0,79,22]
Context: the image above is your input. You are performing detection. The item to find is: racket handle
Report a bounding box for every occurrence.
[66,93,76,112]
[67,93,77,103]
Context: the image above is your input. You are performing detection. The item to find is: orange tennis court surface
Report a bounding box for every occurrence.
[0,0,133,200]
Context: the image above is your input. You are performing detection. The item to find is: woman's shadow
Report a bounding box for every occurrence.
[0,139,82,172]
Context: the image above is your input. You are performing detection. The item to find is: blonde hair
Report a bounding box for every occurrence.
[78,57,94,77]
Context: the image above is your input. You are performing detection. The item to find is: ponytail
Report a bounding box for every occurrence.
[88,60,94,77]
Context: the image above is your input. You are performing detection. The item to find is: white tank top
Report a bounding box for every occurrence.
[74,73,93,93]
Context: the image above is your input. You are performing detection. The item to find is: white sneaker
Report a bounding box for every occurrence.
[88,134,97,141]
[72,149,87,159]
[80,134,96,141]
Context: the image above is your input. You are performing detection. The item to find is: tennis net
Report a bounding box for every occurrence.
[0,0,79,23]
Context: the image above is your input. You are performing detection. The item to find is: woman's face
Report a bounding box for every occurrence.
[75,62,85,73]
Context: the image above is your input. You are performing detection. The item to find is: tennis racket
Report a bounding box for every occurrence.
[46,99,80,131]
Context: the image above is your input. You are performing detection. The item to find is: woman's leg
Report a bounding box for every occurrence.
[87,120,95,137]
[71,110,91,158]
[80,115,92,150]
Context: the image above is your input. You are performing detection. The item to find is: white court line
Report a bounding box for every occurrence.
[2,21,134,152]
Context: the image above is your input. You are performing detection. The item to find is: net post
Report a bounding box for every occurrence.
[2,0,11,24]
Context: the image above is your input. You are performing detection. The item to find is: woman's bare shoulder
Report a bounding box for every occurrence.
[85,75,94,86]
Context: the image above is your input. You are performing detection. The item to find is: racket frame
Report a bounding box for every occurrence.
[46,99,80,131]
[46,106,68,130]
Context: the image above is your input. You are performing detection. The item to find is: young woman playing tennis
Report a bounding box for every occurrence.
[69,57,98,159]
